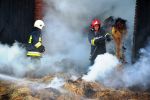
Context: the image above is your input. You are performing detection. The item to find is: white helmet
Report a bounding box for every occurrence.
[34,20,45,30]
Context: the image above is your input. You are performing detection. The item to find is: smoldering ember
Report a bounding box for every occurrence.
[0,0,150,100]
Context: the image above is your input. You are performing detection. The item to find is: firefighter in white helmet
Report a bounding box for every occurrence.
[26,20,45,57]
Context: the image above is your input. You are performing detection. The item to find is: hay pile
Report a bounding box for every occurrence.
[64,79,150,99]
[1,75,150,100]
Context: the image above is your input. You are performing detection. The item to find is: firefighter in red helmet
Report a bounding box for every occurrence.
[88,19,111,65]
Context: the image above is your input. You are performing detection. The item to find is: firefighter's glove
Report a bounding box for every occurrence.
[105,33,112,42]
[39,45,45,53]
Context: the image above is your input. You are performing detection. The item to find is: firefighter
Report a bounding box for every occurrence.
[88,19,111,65]
[26,20,45,57]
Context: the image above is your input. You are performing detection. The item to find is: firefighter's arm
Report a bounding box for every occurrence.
[105,33,112,41]
[91,36,105,46]
[88,31,105,46]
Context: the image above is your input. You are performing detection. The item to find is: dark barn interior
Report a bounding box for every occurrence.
[0,0,34,44]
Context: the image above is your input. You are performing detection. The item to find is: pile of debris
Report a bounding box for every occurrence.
[1,75,150,100]
[65,79,150,100]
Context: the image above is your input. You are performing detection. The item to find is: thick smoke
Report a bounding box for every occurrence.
[122,43,150,88]
[82,42,150,89]
[0,43,33,77]
[42,0,136,75]
[82,53,119,82]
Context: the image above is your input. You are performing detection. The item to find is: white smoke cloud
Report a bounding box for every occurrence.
[0,73,64,92]
[0,43,34,77]
[82,53,119,82]
[0,42,63,77]
[82,42,150,89]
[122,43,150,88]
[46,77,65,89]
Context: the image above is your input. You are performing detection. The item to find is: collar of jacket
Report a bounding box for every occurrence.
[33,27,41,32]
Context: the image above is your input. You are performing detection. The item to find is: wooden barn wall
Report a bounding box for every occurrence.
[0,0,35,44]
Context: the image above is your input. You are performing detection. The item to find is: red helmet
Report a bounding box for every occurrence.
[91,19,101,29]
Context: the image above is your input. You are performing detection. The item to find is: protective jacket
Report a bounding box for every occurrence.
[26,27,45,57]
[88,28,107,65]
